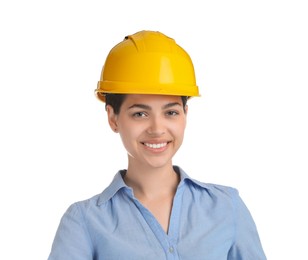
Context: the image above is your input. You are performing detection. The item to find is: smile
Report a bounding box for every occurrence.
[143,142,168,149]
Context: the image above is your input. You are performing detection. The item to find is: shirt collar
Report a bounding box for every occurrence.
[97,170,128,206]
[97,166,209,206]
[175,165,212,190]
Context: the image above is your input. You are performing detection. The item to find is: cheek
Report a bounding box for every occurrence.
[118,123,142,148]
[179,117,187,130]
[119,121,144,137]
[171,120,186,138]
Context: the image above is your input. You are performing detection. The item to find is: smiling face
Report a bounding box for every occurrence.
[107,94,188,170]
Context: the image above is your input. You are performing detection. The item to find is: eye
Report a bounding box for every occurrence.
[166,110,180,116]
[132,111,148,118]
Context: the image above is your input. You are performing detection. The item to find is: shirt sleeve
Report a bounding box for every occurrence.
[48,203,93,260]
[227,189,267,260]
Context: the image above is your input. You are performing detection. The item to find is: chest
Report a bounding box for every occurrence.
[88,188,235,259]
[139,195,174,233]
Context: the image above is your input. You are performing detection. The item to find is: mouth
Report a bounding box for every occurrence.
[143,142,167,148]
[141,141,171,150]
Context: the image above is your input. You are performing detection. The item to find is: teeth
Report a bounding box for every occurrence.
[144,142,167,149]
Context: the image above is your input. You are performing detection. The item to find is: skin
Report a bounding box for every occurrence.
[107,94,188,233]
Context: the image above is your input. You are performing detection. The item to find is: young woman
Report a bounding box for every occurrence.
[48,30,267,259]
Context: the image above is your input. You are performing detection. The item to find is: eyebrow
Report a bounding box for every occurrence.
[128,102,182,110]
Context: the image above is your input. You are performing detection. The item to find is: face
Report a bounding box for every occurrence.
[107,94,188,169]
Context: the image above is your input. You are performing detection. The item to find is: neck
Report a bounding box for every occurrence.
[124,163,180,200]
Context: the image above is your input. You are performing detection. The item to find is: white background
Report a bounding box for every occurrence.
[1,0,307,259]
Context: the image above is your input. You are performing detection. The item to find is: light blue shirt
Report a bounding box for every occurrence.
[48,166,266,260]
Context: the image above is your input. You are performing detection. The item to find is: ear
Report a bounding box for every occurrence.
[106,105,118,133]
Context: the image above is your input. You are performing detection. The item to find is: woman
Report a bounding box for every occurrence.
[48,30,267,259]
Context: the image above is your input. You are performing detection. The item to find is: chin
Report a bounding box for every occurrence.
[143,158,173,169]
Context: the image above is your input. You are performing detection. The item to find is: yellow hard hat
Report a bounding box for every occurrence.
[95,30,200,102]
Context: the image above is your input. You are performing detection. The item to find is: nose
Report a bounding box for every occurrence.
[146,116,166,136]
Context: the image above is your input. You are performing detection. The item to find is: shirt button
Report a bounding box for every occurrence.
[169,246,174,253]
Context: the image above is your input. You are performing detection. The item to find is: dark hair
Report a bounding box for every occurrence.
[105,94,188,115]
[105,94,127,114]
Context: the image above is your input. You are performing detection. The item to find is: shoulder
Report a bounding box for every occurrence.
[62,193,102,221]
[185,177,239,199]
[67,170,127,212]
[182,178,245,216]
[176,166,240,202]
